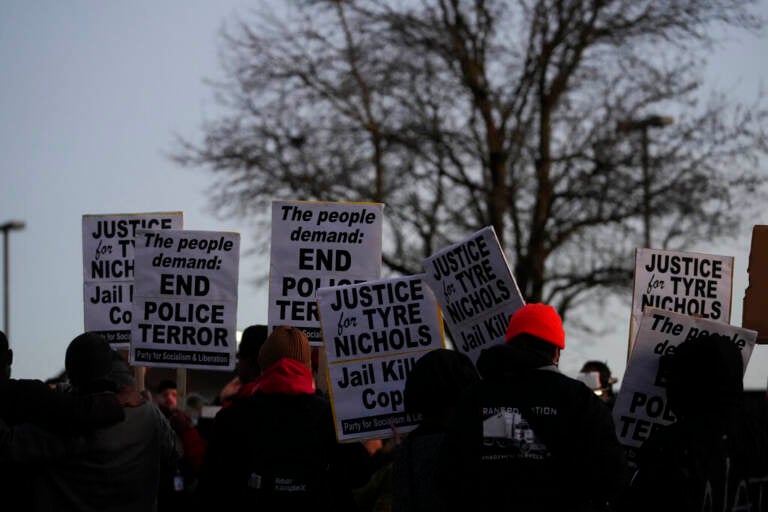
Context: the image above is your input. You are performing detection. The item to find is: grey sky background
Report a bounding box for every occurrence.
[1,1,766,389]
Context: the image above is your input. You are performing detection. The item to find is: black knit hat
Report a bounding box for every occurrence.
[65,332,113,388]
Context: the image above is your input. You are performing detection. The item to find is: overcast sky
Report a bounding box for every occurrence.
[1,1,766,390]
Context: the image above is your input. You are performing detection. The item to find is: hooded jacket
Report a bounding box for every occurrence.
[200,357,369,511]
[623,335,768,512]
[469,343,626,512]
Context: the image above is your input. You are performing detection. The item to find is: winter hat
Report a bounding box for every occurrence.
[258,325,312,371]
[65,332,114,388]
[404,348,479,417]
[504,303,565,349]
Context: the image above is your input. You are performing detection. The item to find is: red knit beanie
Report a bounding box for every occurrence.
[504,303,565,349]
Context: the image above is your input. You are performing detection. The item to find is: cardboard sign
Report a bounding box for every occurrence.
[742,225,768,344]
[317,275,445,442]
[422,226,524,364]
[130,229,240,371]
[614,308,755,466]
[82,212,183,348]
[268,200,383,345]
[629,248,733,354]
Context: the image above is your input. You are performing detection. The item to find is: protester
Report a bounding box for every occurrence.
[466,303,627,511]
[621,333,768,512]
[154,379,207,511]
[579,360,618,410]
[2,332,177,511]
[214,324,269,406]
[199,325,369,511]
[155,379,179,411]
[0,330,146,511]
[392,348,480,512]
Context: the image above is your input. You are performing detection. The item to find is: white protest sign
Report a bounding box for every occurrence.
[422,226,525,364]
[82,212,183,348]
[614,308,755,466]
[629,248,733,354]
[317,275,445,442]
[130,229,239,371]
[269,200,383,345]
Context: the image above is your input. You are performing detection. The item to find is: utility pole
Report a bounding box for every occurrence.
[617,115,674,248]
[1,220,26,338]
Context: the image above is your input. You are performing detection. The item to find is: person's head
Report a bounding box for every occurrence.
[237,324,269,381]
[65,332,115,393]
[405,348,479,426]
[504,303,565,365]
[258,325,312,372]
[663,333,743,420]
[580,360,617,400]
[108,350,135,389]
[155,379,179,411]
[0,330,12,381]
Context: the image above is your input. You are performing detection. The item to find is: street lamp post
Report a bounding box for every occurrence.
[617,115,674,248]
[1,220,26,338]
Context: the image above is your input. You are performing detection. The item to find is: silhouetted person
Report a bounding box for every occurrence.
[0,330,137,511]
[579,360,618,410]
[393,348,480,512]
[200,325,367,511]
[153,379,206,512]
[215,324,269,406]
[622,333,768,512]
[3,332,177,511]
[467,303,627,511]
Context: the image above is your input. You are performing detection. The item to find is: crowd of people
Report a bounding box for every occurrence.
[0,302,766,511]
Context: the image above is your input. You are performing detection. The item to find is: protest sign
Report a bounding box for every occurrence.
[614,308,755,466]
[629,248,733,354]
[742,225,768,344]
[422,226,525,364]
[317,275,444,441]
[83,212,183,348]
[269,200,383,345]
[130,229,239,371]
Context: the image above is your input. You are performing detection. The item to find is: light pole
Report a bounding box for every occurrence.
[1,220,26,338]
[617,115,674,248]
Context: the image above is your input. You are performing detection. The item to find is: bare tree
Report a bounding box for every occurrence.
[174,0,767,320]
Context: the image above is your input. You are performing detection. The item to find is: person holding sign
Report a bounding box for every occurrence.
[199,325,370,511]
[393,348,480,512]
[465,303,626,511]
[621,333,768,512]
[3,333,178,512]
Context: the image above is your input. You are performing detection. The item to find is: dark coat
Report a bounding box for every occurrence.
[622,335,768,512]
[199,358,370,511]
[468,343,627,512]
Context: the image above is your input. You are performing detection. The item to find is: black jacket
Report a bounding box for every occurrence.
[468,343,627,511]
[198,359,370,511]
[623,407,768,512]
